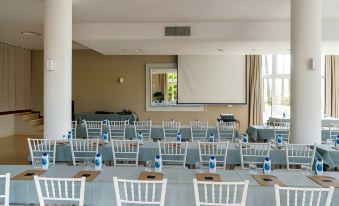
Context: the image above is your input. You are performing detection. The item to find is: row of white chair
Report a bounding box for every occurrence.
[73,120,238,142]
[0,173,334,206]
[28,138,316,170]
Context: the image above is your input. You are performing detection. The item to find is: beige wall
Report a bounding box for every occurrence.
[31,50,249,132]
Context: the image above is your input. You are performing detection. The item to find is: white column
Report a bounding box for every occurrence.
[44,0,72,139]
[290,0,322,144]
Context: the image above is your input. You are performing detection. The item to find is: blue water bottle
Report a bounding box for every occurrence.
[137,131,143,144]
[263,157,271,174]
[103,118,108,125]
[67,131,72,141]
[125,119,129,125]
[209,156,216,173]
[277,134,283,147]
[208,133,215,143]
[336,135,339,148]
[155,155,162,173]
[283,113,286,118]
[102,131,109,143]
[242,134,248,145]
[41,153,49,170]
[95,153,102,170]
[316,157,323,176]
[176,132,182,143]
[81,118,86,126]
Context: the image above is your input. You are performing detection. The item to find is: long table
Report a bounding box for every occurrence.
[75,125,240,140]
[2,165,339,205]
[46,142,288,165]
[246,125,330,142]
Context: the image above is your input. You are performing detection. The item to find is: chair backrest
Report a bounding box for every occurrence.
[285,142,316,170]
[34,176,86,206]
[193,179,249,206]
[27,138,56,166]
[274,185,334,206]
[158,141,188,167]
[329,123,339,140]
[162,121,181,142]
[217,121,235,142]
[273,122,290,143]
[71,121,77,139]
[108,121,127,140]
[113,177,167,206]
[111,140,139,167]
[198,141,229,169]
[70,139,99,166]
[134,121,152,140]
[190,121,209,142]
[0,173,10,206]
[85,121,103,138]
[239,142,271,169]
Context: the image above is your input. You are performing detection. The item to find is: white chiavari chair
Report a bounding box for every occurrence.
[71,121,77,139]
[193,179,249,206]
[285,142,316,170]
[239,142,271,170]
[0,173,10,206]
[113,177,167,206]
[70,139,99,166]
[274,185,334,206]
[85,121,103,138]
[108,121,127,140]
[329,123,339,141]
[190,121,208,142]
[217,121,235,142]
[111,140,139,166]
[27,138,56,166]
[198,141,229,169]
[162,120,181,142]
[134,121,152,141]
[34,176,86,206]
[273,122,290,143]
[158,141,188,167]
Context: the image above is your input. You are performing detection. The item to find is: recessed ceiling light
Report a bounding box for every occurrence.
[216,49,223,52]
[135,49,144,52]
[20,31,42,37]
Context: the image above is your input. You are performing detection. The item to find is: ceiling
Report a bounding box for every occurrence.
[1,0,339,54]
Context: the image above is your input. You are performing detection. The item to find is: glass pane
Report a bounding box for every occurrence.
[321,77,325,117]
[277,55,290,74]
[273,78,290,117]
[262,55,272,76]
[263,78,272,123]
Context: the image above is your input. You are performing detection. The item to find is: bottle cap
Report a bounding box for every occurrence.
[156,155,160,159]
[317,157,322,161]
[265,157,270,161]
[96,153,101,157]
[43,153,48,156]
[210,156,216,160]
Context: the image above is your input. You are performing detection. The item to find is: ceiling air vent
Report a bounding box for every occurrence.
[165,26,191,36]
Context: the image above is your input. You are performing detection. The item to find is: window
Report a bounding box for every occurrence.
[262,55,291,122]
[262,55,326,122]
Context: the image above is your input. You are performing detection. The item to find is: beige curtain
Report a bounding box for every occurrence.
[0,42,32,112]
[247,55,263,125]
[325,55,339,118]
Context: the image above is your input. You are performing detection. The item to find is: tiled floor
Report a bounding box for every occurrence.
[0,135,40,165]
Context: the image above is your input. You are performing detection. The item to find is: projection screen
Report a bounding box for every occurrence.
[178,55,246,104]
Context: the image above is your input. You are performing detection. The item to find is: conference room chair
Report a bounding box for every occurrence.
[198,141,229,169]
[162,120,181,141]
[108,120,127,140]
[134,120,152,141]
[113,177,167,206]
[285,142,316,170]
[239,142,271,170]
[85,120,103,138]
[27,138,57,166]
[70,139,99,166]
[193,179,249,206]
[329,123,339,141]
[217,121,236,142]
[158,141,188,167]
[71,121,77,139]
[111,139,139,167]
[190,121,209,142]
[34,176,86,206]
[0,173,10,206]
[274,185,334,206]
[273,122,290,143]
